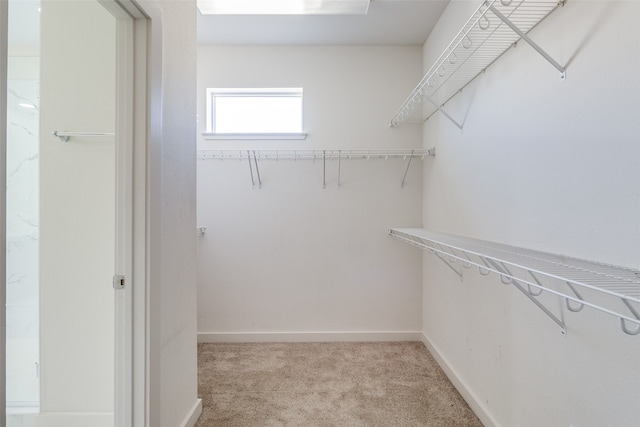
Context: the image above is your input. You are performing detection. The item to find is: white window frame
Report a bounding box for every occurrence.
[203,87,307,140]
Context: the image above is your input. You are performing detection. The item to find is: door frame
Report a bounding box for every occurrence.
[100,0,151,425]
[1,0,9,424]
[98,1,139,424]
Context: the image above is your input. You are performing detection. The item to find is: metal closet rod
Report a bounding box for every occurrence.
[198,148,436,161]
[53,131,115,142]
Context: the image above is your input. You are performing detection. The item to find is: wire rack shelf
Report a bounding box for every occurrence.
[197,149,435,161]
[389,0,565,129]
[389,228,640,336]
[198,149,435,189]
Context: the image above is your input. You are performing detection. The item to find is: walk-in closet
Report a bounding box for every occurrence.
[195,0,640,426]
[2,0,638,425]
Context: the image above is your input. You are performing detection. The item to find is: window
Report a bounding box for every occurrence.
[205,88,306,139]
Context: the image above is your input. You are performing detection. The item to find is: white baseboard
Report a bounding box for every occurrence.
[421,333,499,427]
[181,398,203,427]
[31,402,201,427]
[34,412,113,427]
[6,403,39,414]
[198,331,423,343]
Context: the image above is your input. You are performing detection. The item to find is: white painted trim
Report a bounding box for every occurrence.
[96,5,148,427]
[139,3,165,426]
[198,331,423,343]
[6,404,39,414]
[202,132,307,140]
[421,332,499,427]
[0,0,7,420]
[131,13,150,427]
[180,399,203,427]
[111,5,136,426]
[33,413,113,427]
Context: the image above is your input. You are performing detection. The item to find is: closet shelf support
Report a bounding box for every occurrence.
[483,254,566,332]
[435,251,464,278]
[247,150,262,189]
[621,299,640,336]
[401,150,415,188]
[564,282,585,313]
[337,152,342,188]
[511,275,567,334]
[487,4,566,79]
[323,150,327,189]
[423,95,463,130]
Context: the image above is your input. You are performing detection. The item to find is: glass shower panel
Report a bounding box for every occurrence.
[6,0,41,416]
[6,77,40,411]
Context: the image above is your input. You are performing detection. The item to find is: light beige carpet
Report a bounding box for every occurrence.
[196,341,483,427]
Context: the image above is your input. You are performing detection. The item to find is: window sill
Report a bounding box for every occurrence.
[202,132,308,140]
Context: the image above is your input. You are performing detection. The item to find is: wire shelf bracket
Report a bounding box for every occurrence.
[389,0,566,130]
[388,228,640,337]
[247,150,263,189]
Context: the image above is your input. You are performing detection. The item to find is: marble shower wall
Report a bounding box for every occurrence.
[6,77,40,405]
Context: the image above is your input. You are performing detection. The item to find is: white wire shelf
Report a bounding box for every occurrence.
[198,149,435,189]
[389,228,640,336]
[389,0,565,129]
[197,149,435,161]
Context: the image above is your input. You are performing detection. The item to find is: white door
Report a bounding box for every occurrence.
[3,0,139,425]
[38,1,117,425]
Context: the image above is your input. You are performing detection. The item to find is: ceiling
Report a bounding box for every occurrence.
[197,0,450,46]
[7,0,450,48]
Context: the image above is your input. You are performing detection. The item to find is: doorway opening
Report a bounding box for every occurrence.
[4,0,147,425]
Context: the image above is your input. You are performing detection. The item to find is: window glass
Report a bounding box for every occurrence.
[207,88,303,134]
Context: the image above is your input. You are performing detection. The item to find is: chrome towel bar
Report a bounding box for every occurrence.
[52,131,115,142]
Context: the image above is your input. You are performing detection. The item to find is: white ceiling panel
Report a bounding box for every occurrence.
[197,0,450,46]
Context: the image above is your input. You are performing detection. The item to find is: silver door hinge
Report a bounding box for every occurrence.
[113,275,125,290]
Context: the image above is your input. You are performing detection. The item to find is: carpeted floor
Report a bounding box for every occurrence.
[196,341,483,426]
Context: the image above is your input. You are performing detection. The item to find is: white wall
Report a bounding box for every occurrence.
[197,46,424,340]
[421,1,640,426]
[142,1,200,426]
[38,0,115,424]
